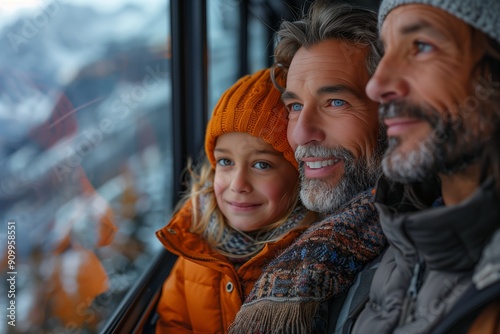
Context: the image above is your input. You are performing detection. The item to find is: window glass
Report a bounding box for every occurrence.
[207,0,269,115]
[207,0,239,114]
[248,10,270,74]
[0,0,172,333]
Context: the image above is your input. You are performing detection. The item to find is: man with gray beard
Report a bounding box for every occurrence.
[295,145,381,213]
[229,2,388,333]
[351,0,500,333]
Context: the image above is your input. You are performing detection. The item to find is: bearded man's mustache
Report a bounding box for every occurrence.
[295,145,354,164]
[379,100,440,126]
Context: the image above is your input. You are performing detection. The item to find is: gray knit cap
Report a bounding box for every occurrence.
[378,0,500,44]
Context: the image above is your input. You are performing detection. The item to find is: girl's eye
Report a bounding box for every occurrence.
[217,158,232,166]
[415,41,433,54]
[254,161,271,170]
[330,99,346,107]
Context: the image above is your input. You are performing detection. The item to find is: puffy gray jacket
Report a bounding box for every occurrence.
[351,177,500,334]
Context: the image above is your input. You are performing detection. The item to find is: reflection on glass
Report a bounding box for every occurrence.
[207,0,269,116]
[0,1,172,333]
[207,0,240,114]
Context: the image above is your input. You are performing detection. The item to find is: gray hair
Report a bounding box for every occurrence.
[272,0,381,89]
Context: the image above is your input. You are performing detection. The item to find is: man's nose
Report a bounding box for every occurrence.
[366,54,409,104]
[289,105,326,147]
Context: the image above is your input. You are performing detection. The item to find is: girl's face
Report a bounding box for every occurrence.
[213,132,298,232]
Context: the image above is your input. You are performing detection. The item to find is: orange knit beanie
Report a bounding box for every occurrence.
[205,68,296,169]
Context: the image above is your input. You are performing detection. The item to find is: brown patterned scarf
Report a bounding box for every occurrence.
[229,189,387,334]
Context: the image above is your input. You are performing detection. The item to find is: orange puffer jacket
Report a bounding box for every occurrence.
[155,200,306,334]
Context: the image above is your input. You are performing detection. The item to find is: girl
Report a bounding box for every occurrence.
[155,68,315,333]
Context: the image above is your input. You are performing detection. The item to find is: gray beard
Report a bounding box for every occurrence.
[382,136,439,183]
[300,170,366,213]
[380,101,488,183]
[296,146,379,213]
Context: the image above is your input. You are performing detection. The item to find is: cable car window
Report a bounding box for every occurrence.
[248,9,269,73]
[207,0,270,116]
[0,0,172,333]
[207,0,240,114]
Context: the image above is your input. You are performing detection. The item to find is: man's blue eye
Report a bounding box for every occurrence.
[288,103,302,112]
[332,99,346,107]
[416,41,433,53]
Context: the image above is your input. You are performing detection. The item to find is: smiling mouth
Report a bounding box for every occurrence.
[384,117,426,136]
[228,201,260,208]
[304,158,340,169]
[384,117,422,127]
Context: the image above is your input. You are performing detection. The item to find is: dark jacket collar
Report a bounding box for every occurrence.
[375,176,500,271]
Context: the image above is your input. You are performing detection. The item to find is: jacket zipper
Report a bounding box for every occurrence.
[398,261,425,326]
[158,229,243,289]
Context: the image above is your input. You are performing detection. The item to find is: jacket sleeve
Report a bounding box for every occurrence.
[155,258,193,334]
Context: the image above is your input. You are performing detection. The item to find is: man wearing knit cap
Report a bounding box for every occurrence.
[351,0,500,332]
